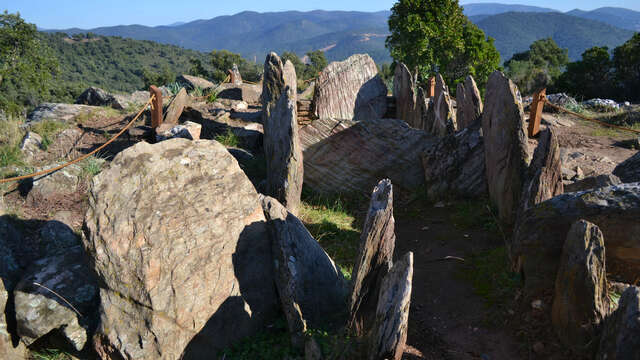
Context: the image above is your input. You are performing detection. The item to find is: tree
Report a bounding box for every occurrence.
[557,46,613,100]
[304,50,328,79]
[0,11,58,114]
[189,58,210,79]
[613,33,640,101]
[505,38,569,95]
[209,49,261,83]
[386,0,499,89]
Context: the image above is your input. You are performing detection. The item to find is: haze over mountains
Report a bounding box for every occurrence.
[46,3,640,64]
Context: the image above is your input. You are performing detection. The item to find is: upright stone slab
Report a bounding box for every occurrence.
[264,86,304,215]
[283,60,297,101]
[369,252,413,360]
[230,63,243,85]
[482,71,530,224]
[164,88,189,125]
[456,75,483,130]
[262,52,286,124]
[597,286,640,360]
[313,54,387,121]
[552,220,608,354]
[349,179,395,335]
[432,74,456,137]
[393,63,419,128]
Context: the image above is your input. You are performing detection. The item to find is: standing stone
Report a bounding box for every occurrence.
[613,151,640,183]
[84,139,279,359]
[422,119,487,200]
[456,75,483,130]
[369,252,413,360]
[164,88,189,125]
[261,196,348,342]
[432,74,456,137]
[349,179,395,335]
[415,87,430,131]
[552,220,608,354]
[393,63,419,128]
[264,86,304,215]
[597,286,640,360]
[313,54,387,121]
[482,71,530,224]
[283,60,297,101]
[262,52,287,124]
[230,63,243,85]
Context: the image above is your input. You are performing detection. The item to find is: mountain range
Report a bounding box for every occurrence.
[46,4,639,64]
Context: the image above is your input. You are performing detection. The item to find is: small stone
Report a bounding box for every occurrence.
[155,121,202,142]
[19,132,43,158]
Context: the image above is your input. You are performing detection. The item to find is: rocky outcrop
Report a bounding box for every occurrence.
[177,74,214,90]
[431,74,456,137]
[299,117,436,194]
[393,63,420,128]
[262,52,287,125]
[83,139,279,359]
[613,151,640,183]
[422,119,486,200]
[27,163,82,202]
[75,87,122,109]
[349,179,395,335]
[482,71,530,224]
[19,132,43,159]
[164,87,189,125]
[456,76,483,130]
[369,252,413,360]
[564,174,621,193]
[552,220,608,354]
[597,285,640,359]
[313,54,387,121]
[261,196,347,346]
[512,183,640,294]
[155,121,202,141]
[14,246,98,350]
[264,86,303,215]
[27,103,101,123]
[1,279,29,360]
[218,83,262,104]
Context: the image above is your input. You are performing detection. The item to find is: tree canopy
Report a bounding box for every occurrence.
[504,38,569,95]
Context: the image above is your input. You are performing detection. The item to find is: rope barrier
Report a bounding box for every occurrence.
[543,99,640,135]
[0,95,156,184]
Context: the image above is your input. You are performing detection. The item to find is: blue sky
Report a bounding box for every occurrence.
[2,0,639,29]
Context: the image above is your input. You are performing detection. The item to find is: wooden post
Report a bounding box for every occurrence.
[149,85,163,129]
[528,88,546,138]
[427,77,436,98]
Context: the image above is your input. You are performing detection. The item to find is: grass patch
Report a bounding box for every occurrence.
[206,90,219,103]
[0,118,26,168]
[30,348,74,360]
[0,145,24,168]
[449,199,500,233]
[215,128,240,147]
[79,155,104,179]
[73,107,120,125]
[219,318,300,359]
[30,120,69,150]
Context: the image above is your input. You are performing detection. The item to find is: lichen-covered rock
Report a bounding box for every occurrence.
[27,103,101,123]
[313,54,387,121]
[1,279,29,360]
[177,74,214,90]
[369,252,413,360]
[299,117,436,194]
[552,220,608,354]
[261,196,347,345]
[19,132,43,159]
[482,71,530,224]
[75,87,121,109]
[596,286,640,360]
[262,52,287,125]
[264,86,303,215]
[349,179,395,335]
[27,163,82,201]
[422,119,486,200]
[83,139,279,359]
[431,74,456,137]
[283,60,297,101]
[456,75,483,130]
[613,151,640,183]
[565,174,621,193]
[14,246,98,350]
[512,183,640,294]
[39,220,81,257]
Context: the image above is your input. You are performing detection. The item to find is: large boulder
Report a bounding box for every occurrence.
[27,103,101,123]
[264,86,303,215]
[512,183,640,294]
[299,117,436,194]
[596,286,640,359]
[613,151,640,183]
[456,75,483,130]
[177,74,214,90]
[261,196,347,345]
[393,63,420,129]
[422,119,486,200]
[482,71,530,224]
[431,74,456,137]
[75,87,121,109]
[217,83,262,104]
[26,163,82,202]
[83,139,279,359]
[565,174,621,193]
[1,279,29,360]
[313,54,387,121]
[552,220,609,354]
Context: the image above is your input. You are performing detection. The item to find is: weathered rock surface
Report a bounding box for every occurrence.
[218,83,262,104]
[182,107,264,152]
[369,252,413,360]
[393,63,419,128]
[164,87,189,125]
[27,103,101,123]
[14,246,98,350]
[565,174,621,193]
[1,279,29,360]
[313,54,387,121]
[283,60,297,101]
[156,121,202,142]
[39,220,81,257]
[456,75,483,130]
[19,131,43,158]
[596,286,640,360]
[28,163,82,201]
[230,63,243,85]
[84,139,279,359]
[75,87,121,109]
[264,86,303,215]
[482,71,530,224]
[177,74,214,90]
[431,74,456,137]
[349,179,395,335]
[512,183,640,294]
[299,117,435,194]
[613,151,640,183]
[261,196,347,341]
[552,220,608,353]
[422,119,486,200]
[262,52,287,125]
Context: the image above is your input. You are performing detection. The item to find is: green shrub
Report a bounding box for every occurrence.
[214,129,239,147]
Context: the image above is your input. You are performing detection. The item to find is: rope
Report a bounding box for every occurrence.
[0,95,155,184]
[543,100,640,135]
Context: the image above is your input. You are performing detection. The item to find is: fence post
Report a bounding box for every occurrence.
[149,85,163,129]
[427,77,436,98]
[528,88,546,138]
